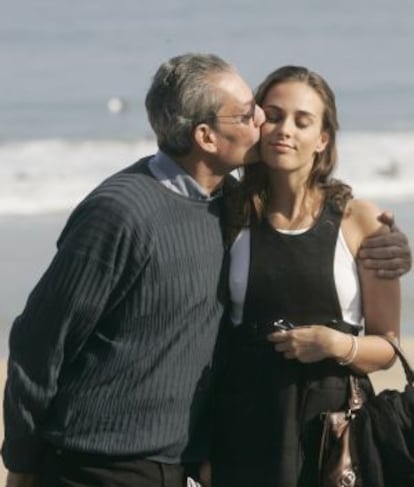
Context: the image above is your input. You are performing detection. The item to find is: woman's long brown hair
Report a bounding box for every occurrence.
[226,65,353,244]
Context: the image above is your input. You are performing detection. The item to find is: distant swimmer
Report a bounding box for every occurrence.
[376,159,399,178]
[107,96,127,114]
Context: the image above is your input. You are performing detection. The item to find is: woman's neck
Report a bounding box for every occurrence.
[266,177,324,230]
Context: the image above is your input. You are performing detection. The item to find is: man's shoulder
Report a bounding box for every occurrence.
[118,155,154,177]
[88,156,164,208]
[61,157,159,229]
[105,155,157,191]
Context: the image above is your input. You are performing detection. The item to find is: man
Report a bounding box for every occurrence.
[2,53,411,487]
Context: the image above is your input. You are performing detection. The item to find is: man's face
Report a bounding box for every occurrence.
[210,71,265,171]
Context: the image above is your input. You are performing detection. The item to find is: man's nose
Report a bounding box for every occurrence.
[254,105,266,127]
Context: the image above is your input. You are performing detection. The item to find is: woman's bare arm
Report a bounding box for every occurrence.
[269,200,401,374]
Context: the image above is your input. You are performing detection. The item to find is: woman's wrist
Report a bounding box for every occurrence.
[336,334,359,366]
[330,332,357,364]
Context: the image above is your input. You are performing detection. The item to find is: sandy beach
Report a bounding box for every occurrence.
[0,338,413,482]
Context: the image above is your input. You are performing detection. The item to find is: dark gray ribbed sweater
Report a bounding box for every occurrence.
[2,157,228,472]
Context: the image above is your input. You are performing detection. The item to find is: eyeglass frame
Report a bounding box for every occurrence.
[199,100,257,126]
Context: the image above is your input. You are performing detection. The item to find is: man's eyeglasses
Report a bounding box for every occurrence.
[202,101,257,126]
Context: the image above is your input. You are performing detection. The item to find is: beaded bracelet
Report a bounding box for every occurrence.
[338,335,359,366]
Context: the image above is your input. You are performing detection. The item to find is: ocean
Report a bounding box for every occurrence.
[0,0,413,340]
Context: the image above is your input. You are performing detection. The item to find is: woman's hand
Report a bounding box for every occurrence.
[267,325,352,363]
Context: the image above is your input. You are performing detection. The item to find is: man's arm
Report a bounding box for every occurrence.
[2,196,143,473]
[2,247,116,471]
[358,211,412,278]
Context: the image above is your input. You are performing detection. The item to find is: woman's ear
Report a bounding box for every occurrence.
[193,123,218,154]
[316,131,329,153]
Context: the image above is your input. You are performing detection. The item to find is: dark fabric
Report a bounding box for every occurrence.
[242,202,344,327]
[355,383,414,486]
[3,157,229,472]
[212,202,373,487]
[41,447,188,487]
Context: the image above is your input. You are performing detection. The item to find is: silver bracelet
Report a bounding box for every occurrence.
[338,335,359,366]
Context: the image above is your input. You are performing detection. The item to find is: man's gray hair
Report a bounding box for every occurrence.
[145,53,236,157]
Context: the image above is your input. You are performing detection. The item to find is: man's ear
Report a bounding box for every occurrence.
[193,123,218,154]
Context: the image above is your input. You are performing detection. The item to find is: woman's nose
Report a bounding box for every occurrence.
[277,116,294,136]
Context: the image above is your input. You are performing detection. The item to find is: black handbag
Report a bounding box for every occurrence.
[318,336,414,487]
[356,336,414,486]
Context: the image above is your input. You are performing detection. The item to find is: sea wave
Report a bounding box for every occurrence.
[1,132,414,215]
[336,131,414,202]
[0,138,157,215]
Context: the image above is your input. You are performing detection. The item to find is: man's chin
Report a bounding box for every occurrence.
[245,158,261,166]
[242,147,261,166]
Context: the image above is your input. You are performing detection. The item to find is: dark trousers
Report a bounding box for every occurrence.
[41,447,190,487]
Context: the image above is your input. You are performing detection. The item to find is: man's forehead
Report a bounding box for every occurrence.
[217,85,254,112]
[212,71,253,98]
[220,92,254,111]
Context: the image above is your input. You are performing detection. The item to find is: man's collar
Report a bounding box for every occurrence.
[148,151,222,201]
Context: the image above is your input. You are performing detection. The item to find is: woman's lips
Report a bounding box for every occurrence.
[269,142,295,152]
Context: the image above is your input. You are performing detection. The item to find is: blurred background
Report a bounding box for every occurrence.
[0,0,413,346]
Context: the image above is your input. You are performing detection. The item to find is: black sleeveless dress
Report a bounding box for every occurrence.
[211,202,373,487]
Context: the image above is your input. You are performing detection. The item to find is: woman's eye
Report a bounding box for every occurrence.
[264,112,282,123]
[296,119,311,129]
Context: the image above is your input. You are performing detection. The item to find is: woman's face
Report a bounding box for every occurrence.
[260,81,328,175]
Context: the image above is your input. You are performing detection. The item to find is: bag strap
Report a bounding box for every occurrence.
[348,375,364,411]
[379,335,414,386]
[347,335,414,409]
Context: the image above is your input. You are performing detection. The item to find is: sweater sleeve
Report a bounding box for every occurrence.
[2,193,148,472]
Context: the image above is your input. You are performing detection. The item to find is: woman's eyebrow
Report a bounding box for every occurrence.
[296,110,316,119]
[263,105,316,119]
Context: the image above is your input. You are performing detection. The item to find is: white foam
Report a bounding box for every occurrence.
[1,132,414,215]
[0,138,157,215]
[335,131,414,202]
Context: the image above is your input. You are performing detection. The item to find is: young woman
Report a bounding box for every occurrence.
[211,66,400,487]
